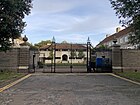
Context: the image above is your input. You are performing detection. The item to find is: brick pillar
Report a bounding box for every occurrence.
[18,46,30,73]
[112,44,122,72]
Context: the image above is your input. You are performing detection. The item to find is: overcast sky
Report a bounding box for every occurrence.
[23,0,120,46]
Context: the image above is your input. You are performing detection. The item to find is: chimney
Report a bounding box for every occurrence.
[116,27,121,33]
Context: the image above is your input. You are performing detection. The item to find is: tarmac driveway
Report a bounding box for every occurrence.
[0,73,140,105]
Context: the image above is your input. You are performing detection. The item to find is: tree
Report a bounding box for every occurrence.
[61,41,68,44]
[110,0,140,46]
[0,0,32,51]
[70,50,77,58]
[49,50,53,58]
[78,50,85,58]
[34,40,52,48]
[25,42,38,50]
[95,45,110,51]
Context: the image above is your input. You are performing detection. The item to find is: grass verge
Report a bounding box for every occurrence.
[115,72,140,83]
[0,71,27,88]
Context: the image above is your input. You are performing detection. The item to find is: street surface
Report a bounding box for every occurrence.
[35,66,87,73]
[0,73,140,105]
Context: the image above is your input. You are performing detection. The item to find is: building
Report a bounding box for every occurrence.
[96,27,135,49]
[39,43,87,64]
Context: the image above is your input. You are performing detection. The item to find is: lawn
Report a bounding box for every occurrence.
[116,72,140,82]
[0,71,26,88]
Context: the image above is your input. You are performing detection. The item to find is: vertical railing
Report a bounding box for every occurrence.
[52,37,56,73]
[70,43,73,73]
[87,37,92,73]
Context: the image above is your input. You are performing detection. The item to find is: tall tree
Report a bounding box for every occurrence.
[110,0,140,46]
[0,0,32,51]
[34,40,52,48]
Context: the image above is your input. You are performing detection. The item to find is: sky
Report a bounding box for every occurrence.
[23,0,120,46]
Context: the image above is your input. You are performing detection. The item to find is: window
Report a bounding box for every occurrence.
[117,38,120,44]
[55,49,60,51]
[108,42,112,46]
[124,36,128,42]
[55,57,61,59]
[106,43,109,46]
[62,49,68,51]
[120,37,124,43]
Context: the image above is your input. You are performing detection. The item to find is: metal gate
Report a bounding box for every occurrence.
[31,37,94,73]
[94,49,112,72]
[54,42,87,73]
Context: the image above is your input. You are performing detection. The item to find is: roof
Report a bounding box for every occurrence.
[97,27,131,46]
[40,43,87,50]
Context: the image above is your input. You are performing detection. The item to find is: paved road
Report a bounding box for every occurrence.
[34,66,87,73]
[0,73,140,105]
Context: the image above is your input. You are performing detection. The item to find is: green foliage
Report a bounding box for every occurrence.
[110,0,140,45]
[61,41,68,44]
[116,72,140,82]
[78,50,85,58]
[20,42,38,50]
[95,45,110,51]
[49,50,53,58]
[0,71,20,80]
[30,45,38,50]
[98,45,108,49]
[0,71,25,87]
[0,0,32,51]
[27,43,38,50]
[34,40,52,48]
[70,50,77,58]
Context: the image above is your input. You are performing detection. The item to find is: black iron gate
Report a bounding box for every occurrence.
[32,37,94,73]
[94,49,112,73]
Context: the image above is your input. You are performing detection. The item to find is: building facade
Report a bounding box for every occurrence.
[96,27,135,49]
[39,43,87,64]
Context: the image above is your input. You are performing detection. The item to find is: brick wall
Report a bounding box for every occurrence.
[0,48,18,71]
[112,44,140,72]
[18,47,30,73]
[0,47,30,72]
[18,48,29,66]
[122,49,140,72]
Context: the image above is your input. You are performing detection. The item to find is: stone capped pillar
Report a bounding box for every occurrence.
[18,46,30,73]
[18,35,30,73]
[112,43,122,72]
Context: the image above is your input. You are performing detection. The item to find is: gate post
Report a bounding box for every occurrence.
[32,54,35,72]
[112,39,122,72]
[87,37,91,73]
[70,43,73,73]
[18,35,30,73]
[52,37,56,73]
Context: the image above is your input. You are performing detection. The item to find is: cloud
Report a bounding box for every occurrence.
[32,0,81,14]
[24,0,120,46]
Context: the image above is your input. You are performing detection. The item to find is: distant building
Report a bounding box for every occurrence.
[96,27,136,49]
[39,43,87,64]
